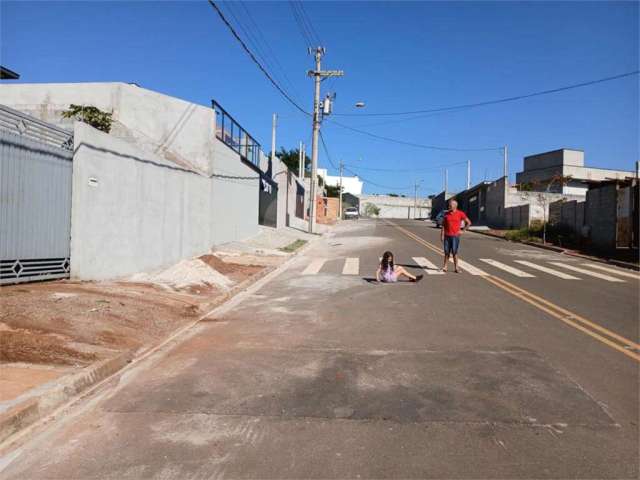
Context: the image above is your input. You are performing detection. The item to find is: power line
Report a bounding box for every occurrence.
[235,2,304,104]
[297,1,322,46]
[318,130,338,170]
[343,159,469,173]
[289,1,314,48]
[333,70,640,117]
[327,119,502,152]
[207,0,310,116]
[343,165,414,191]
[320,131,412,191]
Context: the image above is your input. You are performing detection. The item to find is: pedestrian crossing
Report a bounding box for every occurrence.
[300,255,635,284]
[513,260,580,280]
[480,259,535,278]
[548,262,625,283]
[412,257,444,275]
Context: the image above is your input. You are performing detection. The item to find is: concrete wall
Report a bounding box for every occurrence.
[0,82,217,175]
[71,122,258,280]
[584,183,618,251]
[358,194,431,219]
[504,204,530,229]
[268,155,307,230]
[523,149,584,171]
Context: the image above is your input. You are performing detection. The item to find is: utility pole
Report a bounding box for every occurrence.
[444,168,448,193]
[339,159,344,221]
[271,113,277,166]
[298,141,303,178]
[467,160,471,190]
[503,145,508,179]
[307,47,344,234]
[414,181,419,219]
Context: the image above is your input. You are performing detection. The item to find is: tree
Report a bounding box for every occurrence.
[364,203,381,217]
[61,104,113,133]
[325,185,341,197]
[276,147,310,177]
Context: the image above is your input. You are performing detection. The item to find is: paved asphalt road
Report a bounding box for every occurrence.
[2,219,638,479]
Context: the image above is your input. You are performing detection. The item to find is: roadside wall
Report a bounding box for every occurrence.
[504,204,530,229]
[584,183,618,251]
[0,82,217,175]
[359,194,431,219]
[316,196,339,224]
[71,123,258,280]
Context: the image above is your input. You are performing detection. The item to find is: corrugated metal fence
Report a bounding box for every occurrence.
[0,105,74,284]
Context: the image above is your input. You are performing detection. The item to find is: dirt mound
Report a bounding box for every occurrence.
[129,258,234,291]
[0,281,212,366]
[0,329,97,365]
[199,254,263,281]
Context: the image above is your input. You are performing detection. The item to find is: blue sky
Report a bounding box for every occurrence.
[2,1,638,195]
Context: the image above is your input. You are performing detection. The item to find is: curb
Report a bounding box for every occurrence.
[0,232,323,448]
[0,351,132,444]
[472,229,639,271]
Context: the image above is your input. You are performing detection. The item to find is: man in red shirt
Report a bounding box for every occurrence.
[440,199,471,273]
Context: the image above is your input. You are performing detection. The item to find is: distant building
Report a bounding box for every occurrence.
[516,149,633,196]
[317,168,363,195]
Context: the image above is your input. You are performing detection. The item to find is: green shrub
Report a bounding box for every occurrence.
[364,203,380,217]
[61,104,113,133]
[504,228,531,242]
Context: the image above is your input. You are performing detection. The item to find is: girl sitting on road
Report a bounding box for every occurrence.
[376,251,423,283]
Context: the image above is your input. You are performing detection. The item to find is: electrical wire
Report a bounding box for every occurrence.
[289,1,314,48]
[236,1,305,105]
[319,131,413,191]
[327,119,503,152]
[297,1,322,46]
[332,70,640,117]
[207,0,310,116]
[342,160,469,173]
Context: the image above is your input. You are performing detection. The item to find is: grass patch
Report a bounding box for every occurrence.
[279,239,307,253]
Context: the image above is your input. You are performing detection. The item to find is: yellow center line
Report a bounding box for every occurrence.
[385,220,640,362]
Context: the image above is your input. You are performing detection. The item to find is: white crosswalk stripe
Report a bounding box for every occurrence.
[456,259,488,276]
[342,257,360,275]
[580,263,640,280]
[549,262,625,283]
[302,258,327,275]
[480,258,535,277]
[412,257,445,275]
[514,260,580,279]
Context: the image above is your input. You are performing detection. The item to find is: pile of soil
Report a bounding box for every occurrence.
[0,280,215,366]
[0,329,97,365]
[199,254,264,282]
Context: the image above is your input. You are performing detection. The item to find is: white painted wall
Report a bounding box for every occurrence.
[358,194,431,219]
[317,168,363,195]
[71,123,258,280]
[0,82,217,175]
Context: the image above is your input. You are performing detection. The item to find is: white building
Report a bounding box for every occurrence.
[515,149,635,196]
[317,168,363,195]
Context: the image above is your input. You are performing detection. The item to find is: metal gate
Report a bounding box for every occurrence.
[258,174,278,228]
[0,105,73,284]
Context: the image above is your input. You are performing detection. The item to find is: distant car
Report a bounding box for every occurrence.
[344,207,359,220]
